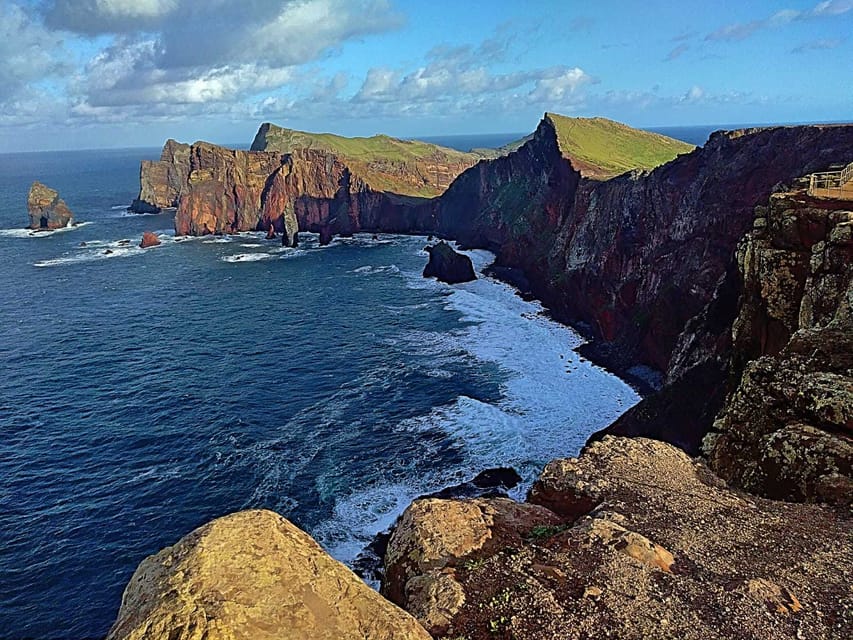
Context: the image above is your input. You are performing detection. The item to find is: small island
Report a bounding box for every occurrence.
[27,181,74,231]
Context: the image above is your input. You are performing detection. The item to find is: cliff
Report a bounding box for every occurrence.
[27,181,74,230]
[433,119,853,454]
[704,186,852,504]
[251,123,484,198]
[132,138,436,244]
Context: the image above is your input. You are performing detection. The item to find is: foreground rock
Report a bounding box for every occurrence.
[107,509,430,640]
[705,186,852,504]
[422,241,476,284]
[139,232,161,248]
[27,181,74,230]
[385,436,853,639]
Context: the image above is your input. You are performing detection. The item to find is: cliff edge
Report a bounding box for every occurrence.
[106,510,430,640]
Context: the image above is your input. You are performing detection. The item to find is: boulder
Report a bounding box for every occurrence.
[139,232,161,248]
[422,241,476,284]
[27,181,74,230]
[107,509,430,640]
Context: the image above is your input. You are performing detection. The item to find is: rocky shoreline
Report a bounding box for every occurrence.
[108,116,853,638]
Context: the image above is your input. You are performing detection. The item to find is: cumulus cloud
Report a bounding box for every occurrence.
[35,0,403,121]
[0,2,68,103]
[707,0,852,42]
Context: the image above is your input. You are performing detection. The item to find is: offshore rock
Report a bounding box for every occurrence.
[705,187,853,504]
[139,231,160,248]
[27,181,74,230]
[106,509,430,640]
[423,241,476,284]
[386,436,853,639]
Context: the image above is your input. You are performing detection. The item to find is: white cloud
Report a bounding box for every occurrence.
[0,2,68,103]
[527,67,593,104]
[707,0,852,42]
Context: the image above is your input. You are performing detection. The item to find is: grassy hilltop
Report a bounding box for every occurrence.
[546,113,695,179]
[251,124,487,198]
[249,115,695,196]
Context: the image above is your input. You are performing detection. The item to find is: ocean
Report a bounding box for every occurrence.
[0,136,657,638]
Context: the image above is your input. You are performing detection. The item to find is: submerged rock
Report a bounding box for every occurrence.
[106,509,430,640]
[422,241,476,284]
[139,232,161,248]
[27,181,74,230]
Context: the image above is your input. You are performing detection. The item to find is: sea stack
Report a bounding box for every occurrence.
[27,181,74,230]
[423,241,476,284]
[139,232,161,248]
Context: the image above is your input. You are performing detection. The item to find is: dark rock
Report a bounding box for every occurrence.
[422,241,476,284]
[265,224,276,240]
[705,187,853,504]
[319,225,334,246]
[27,181,74,230]
[139,232,161,248]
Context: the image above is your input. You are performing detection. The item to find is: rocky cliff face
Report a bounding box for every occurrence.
[132,140,435,244]
[130,139,190,213]
[437,120,853,455]
[439,120,853,376]
[27,181,74,230]
[704,187,852,504]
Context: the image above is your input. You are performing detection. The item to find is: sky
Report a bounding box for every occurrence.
[0,0,851,151]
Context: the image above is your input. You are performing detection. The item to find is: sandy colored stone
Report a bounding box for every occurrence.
[107,509,430,640]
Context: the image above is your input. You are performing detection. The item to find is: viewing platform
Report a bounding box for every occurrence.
[808,161,853,200]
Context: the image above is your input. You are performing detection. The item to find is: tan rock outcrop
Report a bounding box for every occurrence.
[385,436,853,639]
[27,181,74,230]
[383,497,561,635]
[107,509,430,640]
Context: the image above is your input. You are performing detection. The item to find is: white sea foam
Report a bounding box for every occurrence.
[220,252,275,263]
[0,221,93,238]
[312,238,640,568]
[350,264,401,275]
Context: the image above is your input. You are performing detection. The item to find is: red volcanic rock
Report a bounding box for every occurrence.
[265,224,276,240]
[139,231,161,248]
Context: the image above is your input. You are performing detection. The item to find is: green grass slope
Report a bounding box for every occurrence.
[545,113,695,179]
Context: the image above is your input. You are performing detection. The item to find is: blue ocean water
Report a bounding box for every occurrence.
[0,146,640,639]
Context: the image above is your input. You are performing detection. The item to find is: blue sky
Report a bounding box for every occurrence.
[0,0,850,151]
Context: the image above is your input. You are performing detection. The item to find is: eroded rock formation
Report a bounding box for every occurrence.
[106,509,430,640]
[704,186,852,504]
[383,436,852,639]
[422,241,476,284]
[27,181,74,230]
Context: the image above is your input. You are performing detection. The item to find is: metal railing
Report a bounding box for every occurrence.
[808,161,853,196]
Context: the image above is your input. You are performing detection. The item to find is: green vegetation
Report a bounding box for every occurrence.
[253,123,477,164]
[545,113,694,179]
[526,524,569,541]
